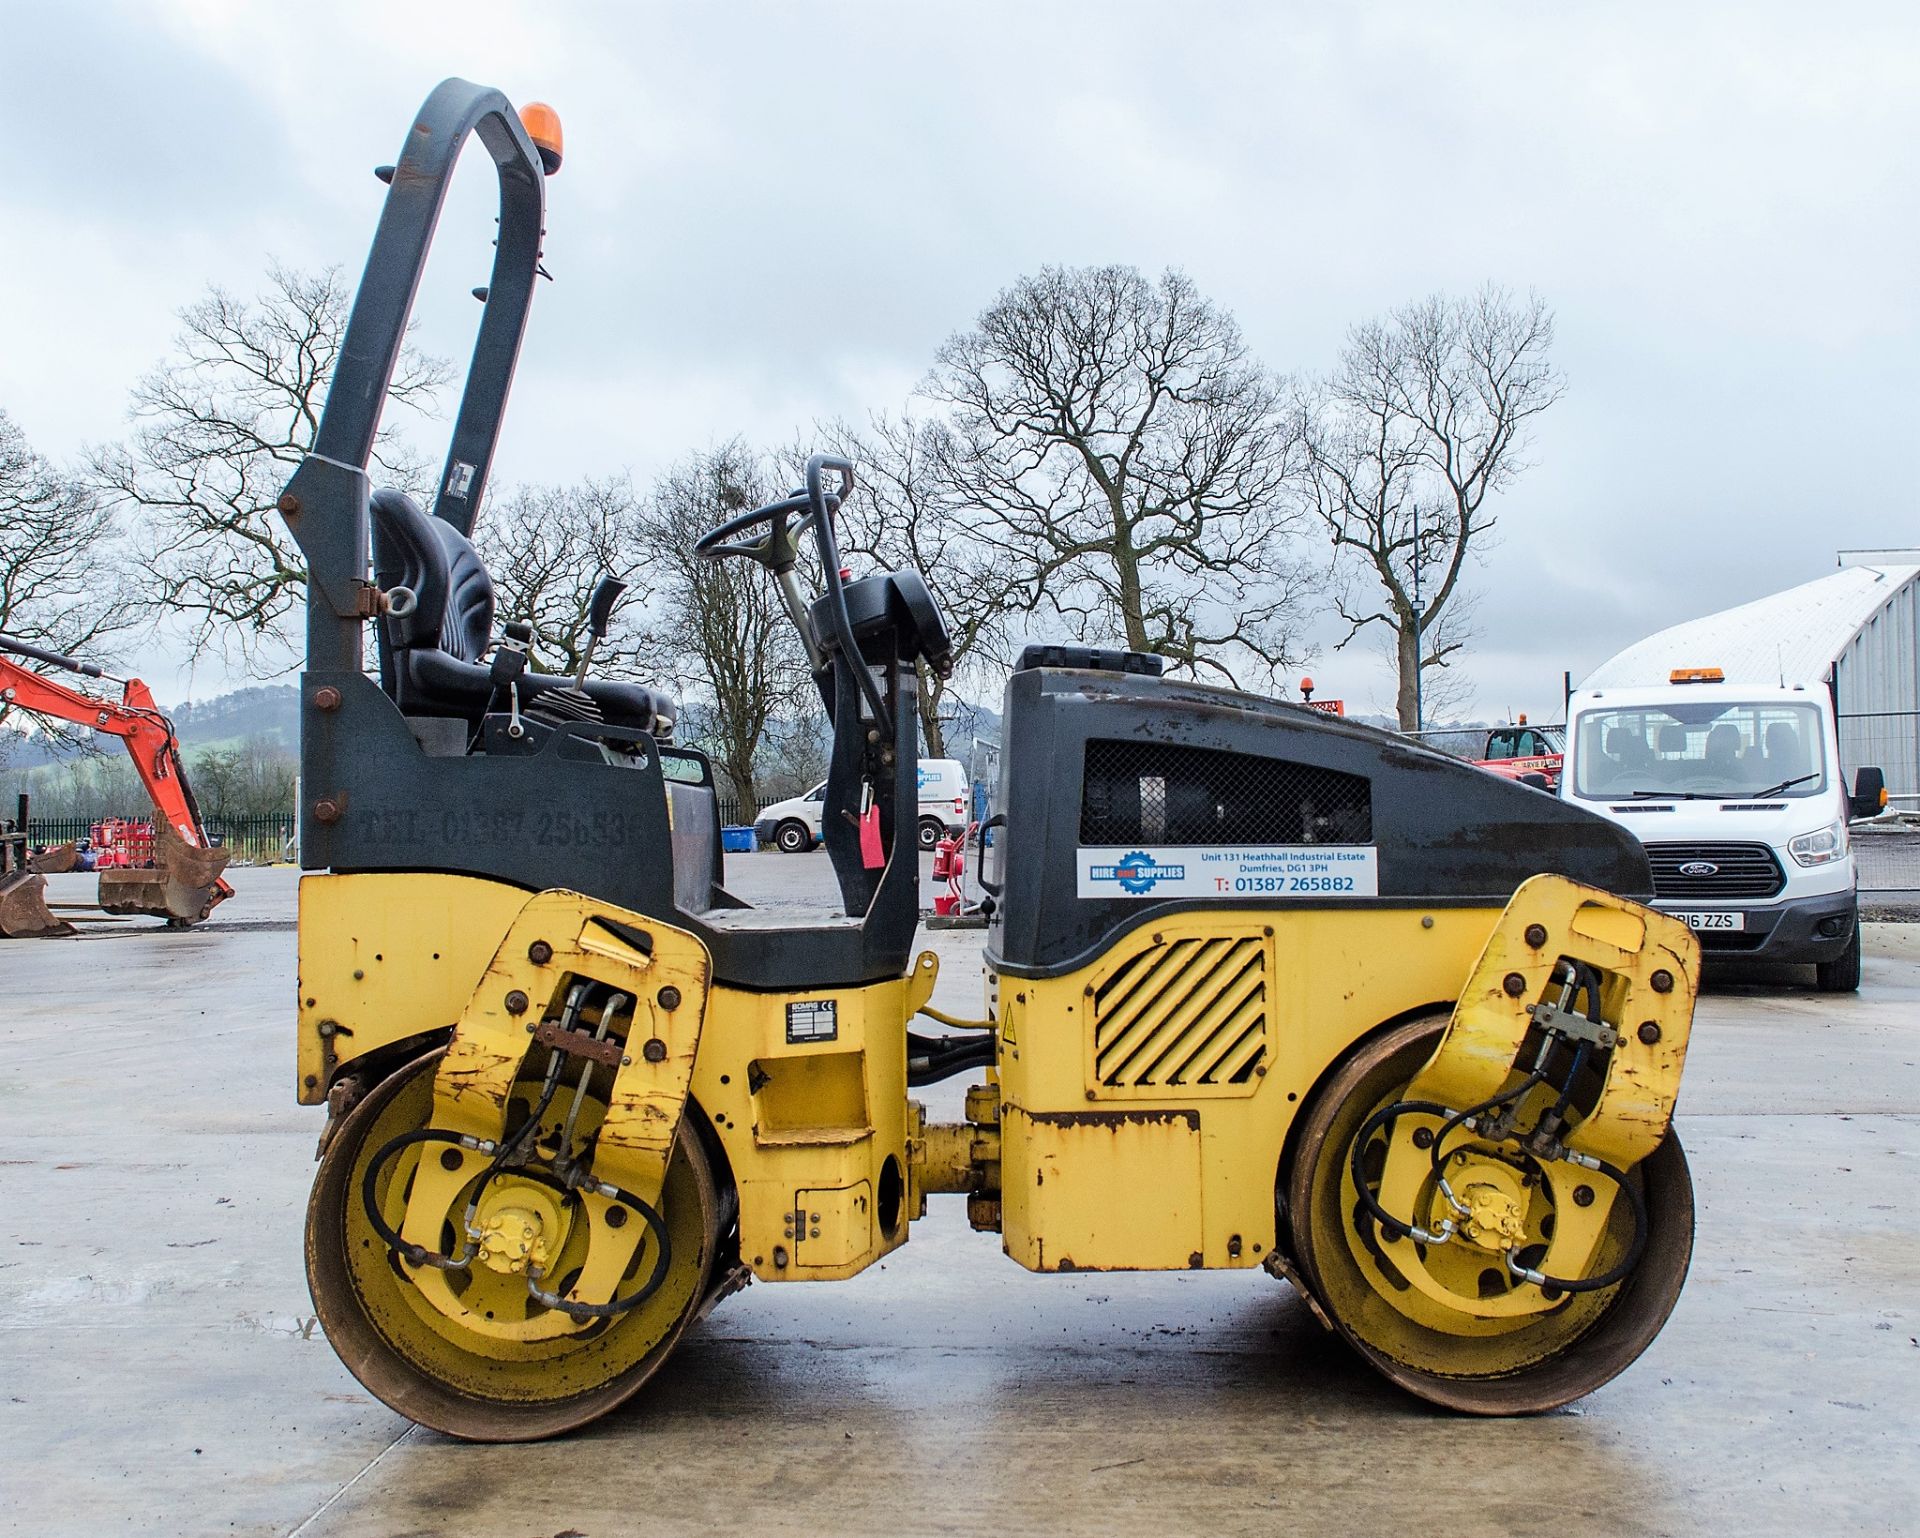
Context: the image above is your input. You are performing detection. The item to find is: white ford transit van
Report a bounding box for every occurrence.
[754,757,971,853]
[1561,669,1883,991]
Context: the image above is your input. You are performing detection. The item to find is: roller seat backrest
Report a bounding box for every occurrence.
[369,487,677,736]
[372,488,492,663]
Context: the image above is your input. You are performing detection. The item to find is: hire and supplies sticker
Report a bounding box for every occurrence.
[1076,845,1379,900]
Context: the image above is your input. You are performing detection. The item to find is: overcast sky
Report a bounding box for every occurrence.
[2,1,1914,720]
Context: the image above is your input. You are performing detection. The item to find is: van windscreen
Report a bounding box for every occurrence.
[1573,701,1827,801]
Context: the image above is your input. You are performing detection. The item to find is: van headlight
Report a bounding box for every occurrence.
[1788,818,1848,867]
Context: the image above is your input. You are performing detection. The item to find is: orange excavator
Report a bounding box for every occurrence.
[0,632,233,936]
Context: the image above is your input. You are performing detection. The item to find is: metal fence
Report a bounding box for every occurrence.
[1403,726,1493,760]
[1854,826,1920,894]
[25,813,298,865]
[1839,709,1920,893]
[1838,709,1920,804]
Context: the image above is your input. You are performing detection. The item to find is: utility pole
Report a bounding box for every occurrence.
[1410,501,1424,733]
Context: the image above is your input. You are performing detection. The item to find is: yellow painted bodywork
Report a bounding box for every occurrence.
[1409,882,1697,1169]
[297,873,531,1101]
[393,892,712,1335]
[300,870,1694,1299]
[995,904,1507,1272]
[995,876,1697,1277]
[299,874,927,1290]
[686,970,920,1281]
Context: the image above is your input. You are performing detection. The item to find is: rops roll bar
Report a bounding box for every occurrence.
[279,78,555,674]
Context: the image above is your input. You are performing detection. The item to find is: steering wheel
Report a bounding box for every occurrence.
[692,457,853,572]
[693,455,893,737]
[692,489,813,571]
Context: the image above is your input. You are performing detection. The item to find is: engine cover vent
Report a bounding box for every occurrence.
[1091,933,1267,1095]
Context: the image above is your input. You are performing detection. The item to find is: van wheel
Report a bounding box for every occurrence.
[775,820,812,854]
[1815,927,1861,993]
[918,817,943,852]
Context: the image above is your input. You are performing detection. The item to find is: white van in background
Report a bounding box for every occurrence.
[754,758,971,854]
[1561,668,1885,991]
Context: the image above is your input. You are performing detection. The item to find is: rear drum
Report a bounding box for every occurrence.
[1283,1013,1694,1414]
[307,1049,727,1441]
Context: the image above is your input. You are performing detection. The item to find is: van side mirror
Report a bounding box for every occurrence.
[1851,766,1887,820]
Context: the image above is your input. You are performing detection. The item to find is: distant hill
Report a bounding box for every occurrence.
[0,683,299,770]
[166,684,300,750]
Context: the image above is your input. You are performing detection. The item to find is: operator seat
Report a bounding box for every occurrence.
[370,489,675,736]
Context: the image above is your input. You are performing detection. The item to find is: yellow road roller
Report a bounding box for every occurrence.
[284,80,1700,1441]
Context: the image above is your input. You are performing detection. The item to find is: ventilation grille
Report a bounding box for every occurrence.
[1081,738,1371,846]
[1092,935,1267,1090]
[1646,841,1786,900]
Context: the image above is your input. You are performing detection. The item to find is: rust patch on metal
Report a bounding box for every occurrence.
[534,1019,625,1067]
[1262,1251,1335,1331]
[1025,1109,1200,1131]
[437,1050,520,1105]
[315,1074,367,1160]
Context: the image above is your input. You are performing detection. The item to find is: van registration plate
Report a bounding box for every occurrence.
[1675,910,1744,932]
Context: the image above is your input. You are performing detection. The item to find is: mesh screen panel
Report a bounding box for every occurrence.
[1079,738,1372,846]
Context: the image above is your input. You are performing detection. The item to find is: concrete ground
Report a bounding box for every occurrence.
[1,858,1916,1537]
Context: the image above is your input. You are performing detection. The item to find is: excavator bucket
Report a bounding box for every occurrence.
[0,870,73,937]
[97,823,233,925]
[28,841,78,874]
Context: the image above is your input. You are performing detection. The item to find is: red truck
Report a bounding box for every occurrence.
[1474,719,1565,789]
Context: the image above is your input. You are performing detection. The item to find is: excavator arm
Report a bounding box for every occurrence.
[0,632,232,926]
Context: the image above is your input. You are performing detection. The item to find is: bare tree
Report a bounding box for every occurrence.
[476,475,654,678]
[186,734,298,820]
[636,442,811,814]
[87,263,449,670]
[1296,288,1564,730]
[1368,592,1479,728]
[0,409,133,745]
[814,412,1022,757]
[924,264,1313,687]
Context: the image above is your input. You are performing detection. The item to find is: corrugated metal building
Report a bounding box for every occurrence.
[1580,562,1920,794]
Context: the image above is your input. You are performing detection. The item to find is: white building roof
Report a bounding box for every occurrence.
[1580,564,1920,690]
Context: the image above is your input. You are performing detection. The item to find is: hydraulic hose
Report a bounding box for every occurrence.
[917,1005,996,1032]
[1505,1158,1649,1294]
[361,986,575,1271]
[360,982,680,1320]
[1346,1097,1465,1242]
[907,1028,996,1086]
[526,1181,673,1320]
[1351,955,1641,1280]
[359,1127,498,1269]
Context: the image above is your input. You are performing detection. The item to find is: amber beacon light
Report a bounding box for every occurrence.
[519,102,564,174]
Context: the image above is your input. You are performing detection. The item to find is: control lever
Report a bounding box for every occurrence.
[491,621,534,739]
[575,576,628,686]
